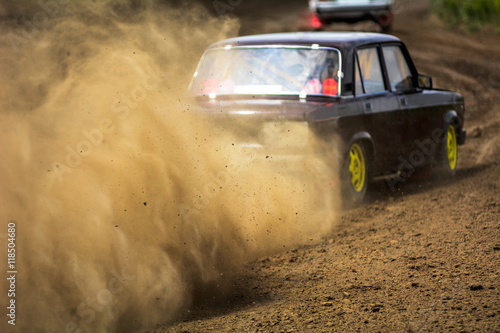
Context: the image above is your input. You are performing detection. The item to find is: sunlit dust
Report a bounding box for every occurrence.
[0,1,339,332]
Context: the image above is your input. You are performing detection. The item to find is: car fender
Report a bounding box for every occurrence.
[347,131,375,162]
[443,110,466,145]
[443,110,459,127]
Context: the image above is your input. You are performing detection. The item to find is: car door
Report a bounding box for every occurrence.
[354,45,403,173]
[380,44,443,162]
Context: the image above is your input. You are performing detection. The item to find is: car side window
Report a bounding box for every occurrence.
[382,45,414,92]
[354,58,364,95]
[356,47,386,94]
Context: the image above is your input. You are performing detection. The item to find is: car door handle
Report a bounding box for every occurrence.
[400,98,408,106]
[365,102,372,110]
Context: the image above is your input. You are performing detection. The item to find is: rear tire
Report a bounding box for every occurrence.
[342,142,369,206]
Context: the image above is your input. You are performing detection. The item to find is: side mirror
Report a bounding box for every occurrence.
[418,74,433,89]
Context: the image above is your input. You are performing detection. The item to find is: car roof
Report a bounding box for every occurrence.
[207,32,401,50]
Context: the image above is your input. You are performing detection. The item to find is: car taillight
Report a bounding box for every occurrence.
[322,78,338,96]
[306,78,322,94]
[311,14,322,29]
[202,79,218,94]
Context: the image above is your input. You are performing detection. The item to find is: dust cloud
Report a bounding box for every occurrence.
[0,1,339,332]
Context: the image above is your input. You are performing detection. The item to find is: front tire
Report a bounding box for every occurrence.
[437,124,458,176]
[342,142,369,206]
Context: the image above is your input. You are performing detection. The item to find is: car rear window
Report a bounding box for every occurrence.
[189,45,342,98]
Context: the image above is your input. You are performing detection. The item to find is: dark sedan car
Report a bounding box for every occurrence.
[189,32,466,205]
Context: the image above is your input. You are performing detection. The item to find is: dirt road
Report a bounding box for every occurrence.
[152,0,500,332]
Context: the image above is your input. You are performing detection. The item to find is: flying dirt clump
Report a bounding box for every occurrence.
[0,1,339,332]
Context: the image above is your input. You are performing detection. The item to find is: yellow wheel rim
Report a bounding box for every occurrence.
[349,143,366,192]
[447,125,457,171]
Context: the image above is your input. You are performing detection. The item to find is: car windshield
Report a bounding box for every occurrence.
[189,46,341,97]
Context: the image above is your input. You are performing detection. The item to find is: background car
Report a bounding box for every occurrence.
[189,32,466,205]
[309,0,395,32]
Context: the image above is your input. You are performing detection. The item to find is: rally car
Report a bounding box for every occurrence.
[189,32,466,204]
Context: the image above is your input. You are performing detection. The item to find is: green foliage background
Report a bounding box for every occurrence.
[431,0,500,30]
